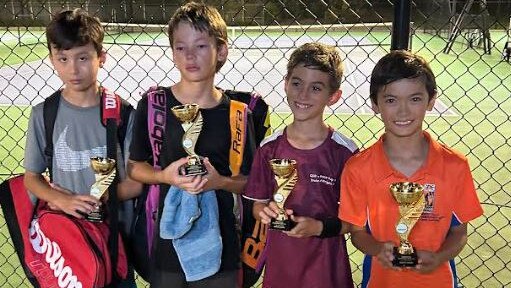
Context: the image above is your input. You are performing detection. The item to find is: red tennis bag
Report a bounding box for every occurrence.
[0,175,127,288]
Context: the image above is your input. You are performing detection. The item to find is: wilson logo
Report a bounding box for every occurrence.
[104,91,117,109]
[29,220,82,288]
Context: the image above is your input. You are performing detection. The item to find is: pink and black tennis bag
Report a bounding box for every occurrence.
[128,88,270,287]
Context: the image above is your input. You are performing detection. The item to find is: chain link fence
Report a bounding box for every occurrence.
[0,0,510,287]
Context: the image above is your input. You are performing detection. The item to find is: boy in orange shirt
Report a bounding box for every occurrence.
[339,50,483,288]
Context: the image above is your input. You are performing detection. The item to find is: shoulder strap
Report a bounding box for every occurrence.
[224,89,270,146]
[101,87,122,285]
[100,87,122,126]
[229,99,248,177]
[147,87,167,169]
[43,90,62,179]
[116,97,133,156]
[248,91,262,111]
[223,89,262,112]
[228,99,248,239]
[144,87,167,257]
[99,86,133,155]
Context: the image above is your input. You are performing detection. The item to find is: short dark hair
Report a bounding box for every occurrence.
[286,42,344,92]
[167,2,228,72]
[370,50,437,104]
[46,8,104,55]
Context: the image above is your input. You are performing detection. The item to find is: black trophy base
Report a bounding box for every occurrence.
[392,247,418,267]
[182,163,207,176]
[85,208,104,222]
[269,218,296,231]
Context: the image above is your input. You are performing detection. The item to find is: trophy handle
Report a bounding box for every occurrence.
[397,196,426,241]
[90,169,116,199]
[274,170,298,209]
[182,112,203,156]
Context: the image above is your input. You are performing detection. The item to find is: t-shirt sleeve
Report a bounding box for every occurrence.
[129,95,152,162]
[339,160,368,227]
[23,104,48,174]
[452,159,483,223]
[243,146,274,202]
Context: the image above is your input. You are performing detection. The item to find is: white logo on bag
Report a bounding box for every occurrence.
[104,91,117,109]
[29,219,83,288]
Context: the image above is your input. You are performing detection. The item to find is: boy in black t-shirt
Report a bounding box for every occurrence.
[127,2,269,287]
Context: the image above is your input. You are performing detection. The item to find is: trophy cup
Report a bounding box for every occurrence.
[269,159,298,231]
[88,157,116,222]
[171,103,207,176]
[390,182,426,267]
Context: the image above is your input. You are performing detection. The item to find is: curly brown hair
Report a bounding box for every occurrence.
[286,42,344,93]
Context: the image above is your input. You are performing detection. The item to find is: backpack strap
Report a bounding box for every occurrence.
[100,87,123,285]
[224,89,270,146]
[100,87,122,126]
[42,90,62,180]
[247,91,272,142]
[228,99,248,238]
[145,87,167,256]
[223,89,261,113]
[99,87,133,155]
[229,100,248,176]
[147,87,166,170]
[229,99,259,288]
[248,91,261,111]
[118,99,133,156]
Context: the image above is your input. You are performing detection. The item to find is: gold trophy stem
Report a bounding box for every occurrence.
[397,196,426,243]
[88,157,116,222]
[274,170,298,216]
[173,107,206,176]
[90,169,116,199]
[181,113,203,157]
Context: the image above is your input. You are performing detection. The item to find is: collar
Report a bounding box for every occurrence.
[169,87,229,110]
[372,131,445,182]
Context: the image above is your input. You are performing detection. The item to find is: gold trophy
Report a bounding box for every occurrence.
[269,159,298,231]
[88,157,116,222]
[390,182,426,267]
[171,103,207,176]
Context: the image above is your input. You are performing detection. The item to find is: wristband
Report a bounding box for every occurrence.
[319,217,342,238]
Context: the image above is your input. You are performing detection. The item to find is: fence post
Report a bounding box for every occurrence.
[391,0,411,50]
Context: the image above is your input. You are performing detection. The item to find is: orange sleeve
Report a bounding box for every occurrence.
[339,161,368,227]
[452,159,483,223]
